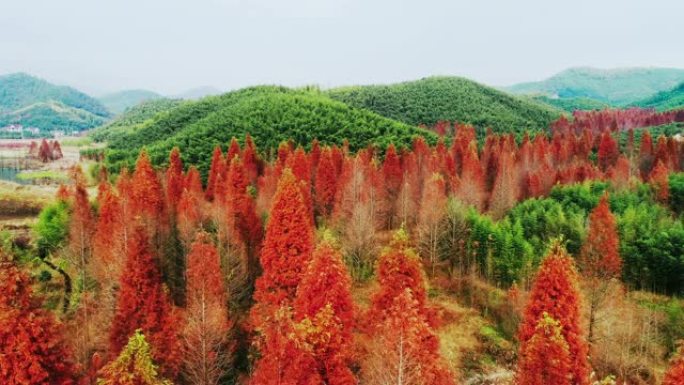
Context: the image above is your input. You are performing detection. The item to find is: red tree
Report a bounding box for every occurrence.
[516,312,572,385]
[183,234,233,385]
[131,150,165,229]
[363,289,455,385]
[314,147,338,219]
[109,226,182,379]
[663,343,684,385]
[417,173,448,276]
[0,257,76,385]
[580,194,622,280]
[518,244,589,385]
[597,131,618,172]
[253,168,314,309]
[205,146,224,201]
[650,160,670,203]
[293,235,356,385]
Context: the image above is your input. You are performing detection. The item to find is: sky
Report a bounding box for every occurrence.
[1,0,683,96]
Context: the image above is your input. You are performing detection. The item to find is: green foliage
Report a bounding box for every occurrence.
[670,173,684,215]
[0,73,110,132]
[102,86,435,177]
[97,329,172,385]
[34,201,70,258]
[91,98,185,142]
[507,67,684,105]
[631,82,684,111]
[98,89,164,114]
[529,95,610,112]
[327,76,561,133]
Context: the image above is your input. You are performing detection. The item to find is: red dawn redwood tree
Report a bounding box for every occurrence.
[663,343,684,385]
[314,147,338,219]
[382,144,403,228]
[131,150,165,231]
[650,160,670,203]
[97,330,171,385]
[417,173,448,276]
[177,188,203,246]
[639,130,654,178]
[518,244,589,385]
[205,146,224,201]
[109,226,182,379]
[0,256,76,385]
[293,235,356,385]
[183,234,233,385]
[516,312,572,385]
[597,131,619,172]
[253,168,315,309]
[363,289,455,385]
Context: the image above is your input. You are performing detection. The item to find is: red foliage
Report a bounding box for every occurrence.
[516,313,572,385]
[314,147,338,218]
[68,167,94,272]
[663,343,684,385]
[454,144,486,210]
[293,237,356,385]
[183,234,233,385]
[92,186,125,284]
[253,168,314,308]
[597,131,619,172]
[580,194,622,279]
[551,108,681,135]
[205,146,224,201]
[0,257,76,385]
[109,226,182,379]
[518,244,589,385]
[650,160,670,203]
[130,150,165,227]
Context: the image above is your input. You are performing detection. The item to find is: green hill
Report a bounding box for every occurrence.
[99,89,164,114]
[91,98,185,142]
[0,73,110,132]
[631,82,684,111]
[529,95,610,112]
[326,76,561,134]
[101,86,434,175]
[0,101,108,131]
[507,67,684,105]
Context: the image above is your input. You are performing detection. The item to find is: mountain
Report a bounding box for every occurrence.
[91,98,185,142]
[631,81,684,111]
[507,67,684,105]
[173,86,223,100]
[326,76,562,134]
[0,73,110,132]
[528,95,610,112]
[99,89,163,114]
[100,86,434,176]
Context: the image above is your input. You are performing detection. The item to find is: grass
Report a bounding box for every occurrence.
[60,136,93,147]
[0,181,51,217]
[16,170,68,182]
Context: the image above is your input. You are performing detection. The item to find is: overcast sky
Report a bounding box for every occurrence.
[1,0,682,96]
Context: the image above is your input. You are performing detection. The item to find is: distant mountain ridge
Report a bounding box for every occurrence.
[631,81,684,111]
[99,89,163,114]
[0,72,110,132]
[507,67,684,105]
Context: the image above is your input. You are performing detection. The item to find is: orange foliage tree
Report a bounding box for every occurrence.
[516,312,572,385]
[0,256,76,385]
[518,244,589,385]
[663,343,684,385]
[108,226,182,379]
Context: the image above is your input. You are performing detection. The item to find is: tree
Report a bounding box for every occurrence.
[165,147,184,213]
[663,343,684,385]
[580,194,622,344]
[518,244,589,385]
[253,168,314,309]
[97,330,171,385]
[183,235,233,385]
[293,235,356,385]
[368,228,432,327]
[363,289,455,385]
[0,256,76,385]
[382,144,403,228]
[314,147,338,219]
[205,146,224,201]
[516,313,572,385]
[417,174,448,276]
[488,149,518,218]
[597,131,618,172]
[131,150,165,231]
[650,160,670,203]
[109,226,182,379]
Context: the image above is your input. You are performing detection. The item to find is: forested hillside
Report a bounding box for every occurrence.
[507,67,684,105]
[327,76,561,133]
[0,73,110,132]
[632,82,684,111]
[529,95,610,112]
[99,86,434,175]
